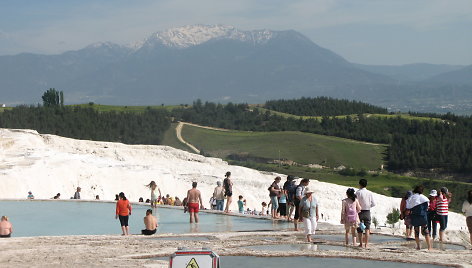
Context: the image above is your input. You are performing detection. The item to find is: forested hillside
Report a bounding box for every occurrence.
[0,106,170,145]
[264,97,388,116]
[172,100,472,176]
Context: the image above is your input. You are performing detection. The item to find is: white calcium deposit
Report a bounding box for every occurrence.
[0,128,467,231]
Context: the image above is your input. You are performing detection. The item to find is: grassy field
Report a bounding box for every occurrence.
[254,107,442,122]
[180,124,386,170]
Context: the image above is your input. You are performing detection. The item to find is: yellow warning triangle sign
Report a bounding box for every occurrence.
[186,258,199,268]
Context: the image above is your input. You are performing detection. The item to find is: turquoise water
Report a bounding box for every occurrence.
[243,243,349,251]
[154,256,447,268]
[0,201,289,237]
[402,241,467,250]
[151,236,211,241]
[220,257,447,268]
[315,234,404,243]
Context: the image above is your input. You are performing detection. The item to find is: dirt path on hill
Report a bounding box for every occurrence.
[175,122,230,154]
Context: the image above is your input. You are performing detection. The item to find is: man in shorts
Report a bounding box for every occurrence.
[186,182,204,223]
[356,179,375,248]
[141,209,158,235]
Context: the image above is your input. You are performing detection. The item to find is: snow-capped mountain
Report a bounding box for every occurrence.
[3,24,469,112]
[132,24,276,50]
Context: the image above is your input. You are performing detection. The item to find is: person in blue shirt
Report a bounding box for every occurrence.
[237,195,246,213]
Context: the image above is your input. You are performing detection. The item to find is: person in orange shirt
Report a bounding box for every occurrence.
[115,192,132,235]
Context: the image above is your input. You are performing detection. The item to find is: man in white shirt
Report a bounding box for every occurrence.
[356,179,375,248]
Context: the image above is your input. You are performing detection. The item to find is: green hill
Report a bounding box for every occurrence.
[178,124,385,170]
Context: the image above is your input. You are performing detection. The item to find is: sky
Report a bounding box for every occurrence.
[0,0,471,65]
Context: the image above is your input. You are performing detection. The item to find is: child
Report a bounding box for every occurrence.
[237,195,246,213]
[278,192,287,219]
[146,180,161,208]
[261,202,268,216]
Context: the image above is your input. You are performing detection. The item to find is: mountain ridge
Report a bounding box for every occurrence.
[0,24,470,113]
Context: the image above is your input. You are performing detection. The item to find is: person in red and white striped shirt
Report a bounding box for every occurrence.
[436,187,452,243]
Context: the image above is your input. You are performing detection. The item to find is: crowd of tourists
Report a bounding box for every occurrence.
[3,173,471,249]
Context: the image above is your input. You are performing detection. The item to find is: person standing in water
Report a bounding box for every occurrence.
[400,191,413,239]
[427,189,439,240]
[294,178,310,231]
[298,187,319,242]
[406,185,432,250]
[141,209,158,235]
[213,181,225,211]
[269,176,282,219]
[187,182,204,223]
[0,216,13,238]
[356,178,375,248]
[437,187,452,243]
[223,172,233,213]
[341,188,361,246]
[146,180,162,208]
[115,192,132,235]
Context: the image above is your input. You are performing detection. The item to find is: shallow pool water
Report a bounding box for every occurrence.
[402,241,467,250]
[220,256,447,268]
[315,234,404,243]
[154,256,447,268]
[243,243,349,251]
[0,201,289,237]
[151,236,211,241]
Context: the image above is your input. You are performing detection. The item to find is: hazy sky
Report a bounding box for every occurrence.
[1,0,471,65]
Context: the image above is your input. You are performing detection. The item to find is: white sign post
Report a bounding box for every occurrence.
[169,248,220,268]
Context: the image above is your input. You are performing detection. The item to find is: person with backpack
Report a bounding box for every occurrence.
[406,185,432,250]
[294,178,310,231]
[283,175,297,221]
[268,176,282,219]
[298,186,318,242]
[223,171,233,213]
[341,188,361,246]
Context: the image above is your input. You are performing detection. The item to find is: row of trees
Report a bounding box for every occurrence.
[264,96,388,116]
[0,105,170,145]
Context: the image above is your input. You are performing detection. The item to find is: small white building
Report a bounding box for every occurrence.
[1,104,5,108]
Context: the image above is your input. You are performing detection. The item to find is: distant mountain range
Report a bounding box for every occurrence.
[1,24,471,114]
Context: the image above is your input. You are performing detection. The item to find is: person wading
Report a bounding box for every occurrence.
[213,181,225,211]
[223,172,233,213]
[186,182,204,223]
[294,178,310,231]
[356,179,375,248]
[407,185,432,250]
[115,192,132,235]
[298,187,319,242]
